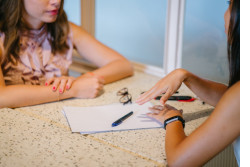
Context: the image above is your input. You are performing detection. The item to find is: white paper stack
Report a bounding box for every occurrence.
[62,103,162,134]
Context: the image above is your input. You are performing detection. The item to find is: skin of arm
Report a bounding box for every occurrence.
[182,69,228,106]
[0,66,67,108]
[136,68,228,107]
[70,22,134,84]
[148,82,240,167]
[0,65,103,108]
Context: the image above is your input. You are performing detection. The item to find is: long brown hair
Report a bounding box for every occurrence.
[227,0,240,87]
[0,0,69,65]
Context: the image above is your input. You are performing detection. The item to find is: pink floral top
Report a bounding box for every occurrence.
[0,25,73,85]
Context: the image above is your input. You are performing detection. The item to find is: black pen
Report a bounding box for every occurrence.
[112,111,133,127]
[155,95,195,102]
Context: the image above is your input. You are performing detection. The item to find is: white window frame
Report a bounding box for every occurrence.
[163,0,186,74]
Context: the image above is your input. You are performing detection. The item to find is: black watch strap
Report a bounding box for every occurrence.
[164,116,185,129]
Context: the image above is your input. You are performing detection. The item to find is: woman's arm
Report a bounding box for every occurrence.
[0,67,71,108]
[0,67,103,108]
[183,69,227,106]
[70,22,134,84]
[148,82,240,166]
[136,68,227,106]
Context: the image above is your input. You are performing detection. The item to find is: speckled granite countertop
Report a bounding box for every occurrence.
[0,71,213,167]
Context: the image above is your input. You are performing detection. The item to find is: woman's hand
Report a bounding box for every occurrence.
[136,69,188,105]
[147,104,183,124]
[45,76,76,93]
[71,75,104,98]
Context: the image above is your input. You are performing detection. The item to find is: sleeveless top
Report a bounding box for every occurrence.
[233,136,240,166]
[0,25,73,85]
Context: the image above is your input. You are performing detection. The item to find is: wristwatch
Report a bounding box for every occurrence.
[164,116,185,129]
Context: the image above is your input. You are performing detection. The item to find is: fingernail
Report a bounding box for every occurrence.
[52,86,56,90]
[66,85,69,90]
[59,89,63,93]
[45,82,48,86]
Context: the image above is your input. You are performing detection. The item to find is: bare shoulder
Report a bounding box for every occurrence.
[224,81,240,102]
[68,22,91,44]
[69,22,88,36]
[69,22,78,30]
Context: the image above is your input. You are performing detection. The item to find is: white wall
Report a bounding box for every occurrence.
[64,0,81,26]
[64,0,229,83]
[182,0,229,83]
[95,0,167,68]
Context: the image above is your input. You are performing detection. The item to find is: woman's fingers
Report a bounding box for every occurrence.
[98,83,104,90]
[146,111,165,123]
[149,107,161,114]
[150,105,165,111]
[136,85,164,105]
[45,78,55,86]
[136,93,153,105]
[147,112,159,118]
[59,77,76,93]
[65,77,75,90]
[58,78,67,93]
[52,78,60,91]
[164,104,177,110]
[98,77,105,84]
[45,76,76,93]
[136,88,154,103]
[160,90,173,105]
[136,77,171,105]
[147,104,183,124]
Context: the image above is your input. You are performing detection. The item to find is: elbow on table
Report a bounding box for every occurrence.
[0,95,6,109]
[0,95,16,109]
[125,60,134,77]
[117,58,134,78]
[166,152,187,167]
[167,160,180,167]
[0,88,10,109]
[167,155,200,167]
[167,159,185,167]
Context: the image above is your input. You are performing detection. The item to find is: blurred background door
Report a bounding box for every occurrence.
[64,0,229,83]
[181,0,229,83]
[65,0,167,77]
[95,0,167,69]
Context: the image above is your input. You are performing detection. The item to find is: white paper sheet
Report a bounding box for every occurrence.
[62,103,162,134]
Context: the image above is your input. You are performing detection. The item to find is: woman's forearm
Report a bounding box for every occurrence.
[91,58,134,84]
[0,68,107,108]
[164,82,240,166]
[181,69,228,106]
[0,85,74,108]
[165,122,187,166]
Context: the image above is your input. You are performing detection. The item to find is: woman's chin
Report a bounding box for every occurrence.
[43,16,58,23]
